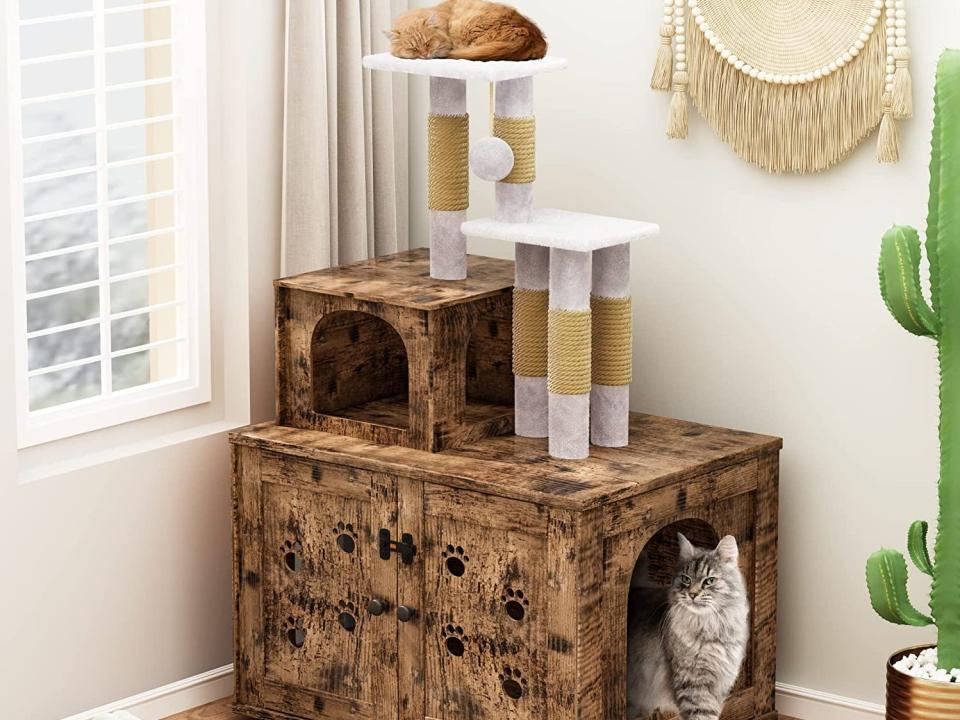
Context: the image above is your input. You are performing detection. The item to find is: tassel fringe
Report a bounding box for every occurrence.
[892,46,913,119]
[685,16,888,173]
[877,100,901,164]
[651,24,676,91]
[667,71,689,139]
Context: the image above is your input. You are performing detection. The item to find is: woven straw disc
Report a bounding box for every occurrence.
[695,0,877,75]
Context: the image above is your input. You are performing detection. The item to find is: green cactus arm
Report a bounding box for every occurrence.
[866,549,932,626]
[908,520,934,576]
[878,225,940,337]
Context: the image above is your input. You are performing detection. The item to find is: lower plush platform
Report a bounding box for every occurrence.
[462,208,660,252]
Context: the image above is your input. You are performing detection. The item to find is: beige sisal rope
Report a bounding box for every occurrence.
[493,116,536,184]
[548,308,591,396]
[428,114,469,211]
[513,289,549,377]
[591,296,633,386]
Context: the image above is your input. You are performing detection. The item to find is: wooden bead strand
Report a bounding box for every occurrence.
[666,0,689,139]
[888,0,912,119]
[651,0,677,91]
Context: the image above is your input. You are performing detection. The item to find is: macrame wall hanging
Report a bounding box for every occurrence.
[651,0,912,173]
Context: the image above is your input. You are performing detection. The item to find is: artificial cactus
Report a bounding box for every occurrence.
[866,49,960,671]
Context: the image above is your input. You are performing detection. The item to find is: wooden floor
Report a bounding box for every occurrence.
[163,697,799,720]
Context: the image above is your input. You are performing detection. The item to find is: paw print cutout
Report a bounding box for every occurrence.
[442,544,470,577]
[281,539,303,572]
[285,616,306,648]
[502,587,530,621]
[337,600,358,632]
[500,665,527,700]
[443,624,469,657]
[333,522,357,554]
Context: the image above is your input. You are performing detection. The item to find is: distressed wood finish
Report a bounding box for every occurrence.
[233,415,780,511]
[162,697,800,720]
[232,414,781,720]
[276,249,515,452]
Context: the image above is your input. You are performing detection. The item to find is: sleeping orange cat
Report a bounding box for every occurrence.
[385,0,547,61]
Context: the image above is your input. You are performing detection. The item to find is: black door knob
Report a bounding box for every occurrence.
[367,598,389,616]
[396,604,416,622]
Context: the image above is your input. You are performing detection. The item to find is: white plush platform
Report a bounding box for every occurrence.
[362,53,568,82]
[461,209,660,252]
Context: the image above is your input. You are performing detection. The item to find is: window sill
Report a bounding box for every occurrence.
[17,415,246,485]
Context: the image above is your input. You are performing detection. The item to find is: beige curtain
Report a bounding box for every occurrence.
[282,0,409,275]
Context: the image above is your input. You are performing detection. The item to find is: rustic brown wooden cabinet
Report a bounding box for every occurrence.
[234,249,781,720]
[232,415,781,720]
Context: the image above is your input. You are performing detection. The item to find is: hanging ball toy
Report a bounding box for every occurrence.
[470,137,515,182]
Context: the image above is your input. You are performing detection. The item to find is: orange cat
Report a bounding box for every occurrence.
[385,0,547,61]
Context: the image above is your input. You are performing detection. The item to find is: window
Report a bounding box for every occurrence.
[7,0,210,447]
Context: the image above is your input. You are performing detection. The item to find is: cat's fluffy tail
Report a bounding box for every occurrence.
[448,36,546,61]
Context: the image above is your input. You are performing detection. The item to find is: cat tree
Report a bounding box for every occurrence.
[363,53,658,459]
[230,50,782,720]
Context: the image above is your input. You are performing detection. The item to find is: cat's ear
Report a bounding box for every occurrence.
[426,12,440,27]
[677,533,696,561]
[382,29,399,41]
[716,535,739,565]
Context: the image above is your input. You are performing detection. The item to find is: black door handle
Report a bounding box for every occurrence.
[378,528,417,565]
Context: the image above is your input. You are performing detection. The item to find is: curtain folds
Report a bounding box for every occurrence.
[282,0,409,275]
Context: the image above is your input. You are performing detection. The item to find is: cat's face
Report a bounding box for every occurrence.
[669,534,741,613]
[385,11,452,59]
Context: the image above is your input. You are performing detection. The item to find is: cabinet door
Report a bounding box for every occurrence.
[234,447,398,720]
[418,484,549,720]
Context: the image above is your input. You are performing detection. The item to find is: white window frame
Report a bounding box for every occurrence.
[6,0,211,448]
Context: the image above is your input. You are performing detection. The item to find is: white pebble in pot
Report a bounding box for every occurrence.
[470,137,514,182]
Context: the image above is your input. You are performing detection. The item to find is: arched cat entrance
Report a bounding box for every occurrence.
[624,517,753,720]
[311,310,410,429]
[630,519,718,588]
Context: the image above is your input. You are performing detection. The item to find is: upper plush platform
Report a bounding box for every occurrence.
[462,209,660,253]
[362,53,568,82]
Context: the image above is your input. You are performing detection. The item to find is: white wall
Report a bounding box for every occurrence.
[408,0,957,706]
[0,3,284,718]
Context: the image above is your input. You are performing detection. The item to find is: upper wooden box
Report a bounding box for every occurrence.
[276,249,515,452]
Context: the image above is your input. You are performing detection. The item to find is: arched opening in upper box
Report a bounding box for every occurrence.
[311,310,411,429]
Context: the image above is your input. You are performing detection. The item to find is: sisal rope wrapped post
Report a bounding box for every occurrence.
[428,77,469,280]
[547,248,592,460]
[590,244,632,448]
[513,246,550,437]
[494,77,548,436]
[493,117,536,183]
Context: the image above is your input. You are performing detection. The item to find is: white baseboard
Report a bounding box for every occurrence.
[61,665,233,720]
[776,682,884,720]
[64,668,884,720]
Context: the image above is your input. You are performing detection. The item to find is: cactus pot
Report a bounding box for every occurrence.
[887,645,960,720]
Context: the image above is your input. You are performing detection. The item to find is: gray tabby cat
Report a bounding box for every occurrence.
[627,534,749,720]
